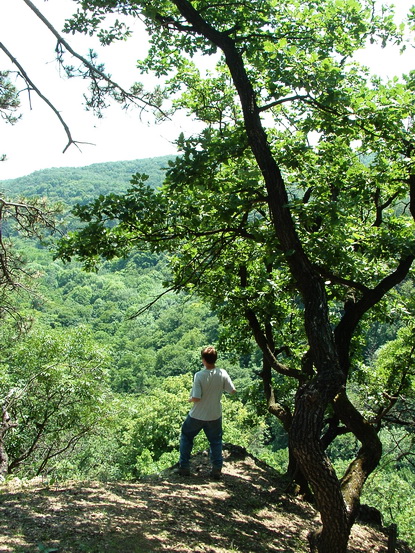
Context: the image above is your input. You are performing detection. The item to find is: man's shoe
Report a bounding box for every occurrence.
[177,466,190,476]
[210,467,222,480]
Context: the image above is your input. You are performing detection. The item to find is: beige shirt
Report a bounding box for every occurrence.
[189,367,235,421]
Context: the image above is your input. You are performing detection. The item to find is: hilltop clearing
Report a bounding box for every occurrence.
[0,446,412,553]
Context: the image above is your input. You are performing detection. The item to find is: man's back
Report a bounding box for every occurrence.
[189,367,235,420]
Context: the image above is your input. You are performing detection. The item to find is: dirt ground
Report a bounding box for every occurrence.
[0,445,412,553]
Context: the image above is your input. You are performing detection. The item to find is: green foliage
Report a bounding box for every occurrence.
[352,323,415,420]
[255,447,289,475]
[121,374,191,477]
[374,326,415,396]
[1,157,172,206]
[4,235,226,393]
[0,323,112,477]
[362,464,415,548]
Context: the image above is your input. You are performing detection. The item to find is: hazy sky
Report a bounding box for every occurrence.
[1,0,414,180]
[1,0,189,180]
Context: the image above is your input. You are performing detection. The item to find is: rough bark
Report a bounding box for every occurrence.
[290,378,349,552]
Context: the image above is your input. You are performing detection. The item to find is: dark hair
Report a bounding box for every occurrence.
[201,346,217,364]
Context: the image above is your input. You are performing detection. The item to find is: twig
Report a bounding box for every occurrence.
[22,0,169,118]
[0,41,90,153]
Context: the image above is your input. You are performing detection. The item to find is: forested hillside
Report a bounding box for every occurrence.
[2,153,259,389]
[0,156,262,481]
[1,156,414,549]
[1,156,173,203]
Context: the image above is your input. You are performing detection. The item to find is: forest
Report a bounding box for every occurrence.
[1,1,415,553]
[0,157,261,474]
[1,156,414,549]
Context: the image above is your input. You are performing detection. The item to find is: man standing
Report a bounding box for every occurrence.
[178,346,236,478]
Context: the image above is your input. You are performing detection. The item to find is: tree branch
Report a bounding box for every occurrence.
[259,94,309,113]
[0,41,89,153]
[317,267,370,294]
[335,254,415,375]
[244,308,302,379]
[22,0,169,118]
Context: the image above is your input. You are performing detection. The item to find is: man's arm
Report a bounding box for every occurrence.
[188,397,201,403]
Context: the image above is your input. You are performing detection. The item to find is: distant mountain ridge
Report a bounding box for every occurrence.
[0,155,174,205]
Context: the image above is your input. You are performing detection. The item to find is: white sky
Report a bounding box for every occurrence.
[0,0,190,180]
[0,0,414,180]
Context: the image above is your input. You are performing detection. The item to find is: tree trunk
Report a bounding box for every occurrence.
[334,391,383,522]
[0,437,8,480]
[1,407,14,480]
[290,378,350,553]
[259,353,314,499]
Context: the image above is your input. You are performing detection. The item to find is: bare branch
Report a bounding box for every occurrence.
[128,285,177,319]
[0,41,89,153]
[22,0,170,118]
[0,196,60,312]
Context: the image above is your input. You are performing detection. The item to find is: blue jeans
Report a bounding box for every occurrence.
[179,415,223,469]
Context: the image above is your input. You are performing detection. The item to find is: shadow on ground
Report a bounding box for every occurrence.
[0,446,409,553]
